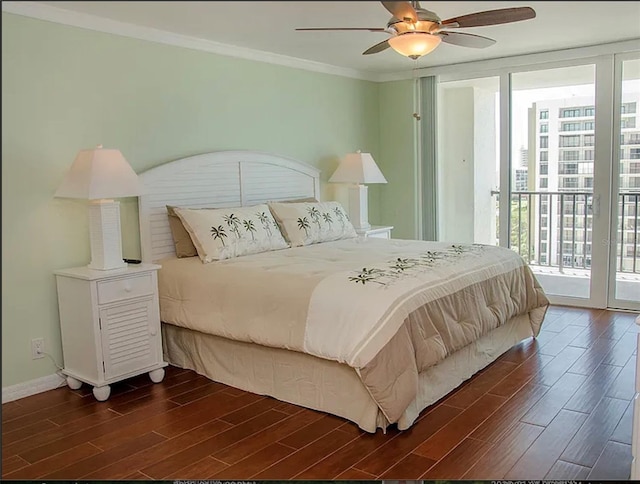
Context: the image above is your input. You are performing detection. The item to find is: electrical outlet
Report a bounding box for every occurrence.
[31,338,45,359]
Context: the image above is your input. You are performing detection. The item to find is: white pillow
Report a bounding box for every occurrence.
[268,201,357,247]
[174,204,289,262]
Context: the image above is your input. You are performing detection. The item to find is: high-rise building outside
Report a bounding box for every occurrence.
[525,93,640,272]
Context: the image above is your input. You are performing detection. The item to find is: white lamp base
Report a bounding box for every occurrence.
[87,199,127,271]
[348,184,370,231]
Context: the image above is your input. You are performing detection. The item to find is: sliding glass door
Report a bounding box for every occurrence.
[609,55,640,310]
[510,65,597,302]
[437,76,500,246]
[434,52,640,309]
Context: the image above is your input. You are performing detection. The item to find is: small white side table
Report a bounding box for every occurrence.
[54,263,167,401]
[355,225,394,239]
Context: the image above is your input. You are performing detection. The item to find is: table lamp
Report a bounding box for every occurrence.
[329,151,387,230]
[55,145,143,270]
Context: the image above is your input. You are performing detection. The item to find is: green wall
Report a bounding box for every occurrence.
[1,13,384,387]
[378,79,418,239]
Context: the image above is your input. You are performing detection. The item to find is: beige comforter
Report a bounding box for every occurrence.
[159,238,548,423]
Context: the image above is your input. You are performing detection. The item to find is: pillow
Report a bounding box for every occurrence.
[166,206,198,258]
[173,204,289,263]
[268,201,357,247]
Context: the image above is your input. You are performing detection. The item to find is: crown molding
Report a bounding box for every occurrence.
[377,38,640,82]
[2,1,381,82]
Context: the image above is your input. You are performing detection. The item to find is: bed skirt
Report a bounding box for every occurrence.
[162,311,536,432]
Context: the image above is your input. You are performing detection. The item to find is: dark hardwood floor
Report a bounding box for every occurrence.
[2,306,636,480]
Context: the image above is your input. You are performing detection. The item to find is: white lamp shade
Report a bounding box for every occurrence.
[329,152,388,185]
[388,32,442,59]
[55,145,143,200]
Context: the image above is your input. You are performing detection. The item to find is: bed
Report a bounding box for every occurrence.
[138,150,549,432]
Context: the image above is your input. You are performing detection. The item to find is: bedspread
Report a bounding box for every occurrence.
[158,238,548,423]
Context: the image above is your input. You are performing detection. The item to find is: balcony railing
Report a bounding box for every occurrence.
[502,191,640,273]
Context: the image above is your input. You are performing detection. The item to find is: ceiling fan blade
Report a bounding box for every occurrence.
[363,39,391,55]
[296,27,387,32]
[438,31,496,49]
[442,7,536,28]
[381,1,418,23]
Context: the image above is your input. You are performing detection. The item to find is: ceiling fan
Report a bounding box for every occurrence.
[296,1,536,59]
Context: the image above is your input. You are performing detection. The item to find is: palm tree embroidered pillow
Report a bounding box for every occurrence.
[173,204,289,263]
[268,201,357,247]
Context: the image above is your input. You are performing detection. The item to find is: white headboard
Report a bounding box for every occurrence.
[138,150,321,262]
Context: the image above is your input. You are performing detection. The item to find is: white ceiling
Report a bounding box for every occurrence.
[34,1,640,74]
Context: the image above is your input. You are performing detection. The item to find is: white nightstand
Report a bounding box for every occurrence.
[54,263,167,401]
[355,225,394,239]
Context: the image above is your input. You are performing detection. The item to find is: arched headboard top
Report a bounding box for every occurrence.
[138,150,321,262]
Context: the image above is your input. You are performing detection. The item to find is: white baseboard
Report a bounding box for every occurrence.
[2,373,67,403]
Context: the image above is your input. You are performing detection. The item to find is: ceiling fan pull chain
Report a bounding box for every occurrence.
[413,57,421,121]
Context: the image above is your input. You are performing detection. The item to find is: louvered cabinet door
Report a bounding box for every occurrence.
[99,297,158,380]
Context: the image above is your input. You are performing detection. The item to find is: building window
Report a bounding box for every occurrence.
[584,121,595,130]
[584,106,595,116]
[540,110,549,119]
[559,163,578,174]
[560,150,580,161]
[622,117,636,129]
[540,123,548,133]
[584,177,594,189]
[540,151,548,162]
[584,149,594,161]
[540,136,549,149]
[561,122,582,131]
[583,134,595,146]
[628,177,640,188]
[560,108,581,118]
[540,163,548,175]
[630,162,640,174]
[560,135,580,147]
[631,148,640,160]
[540,178,548,189]
[621,102,637,114]
[562,177,579,189]
[624,133,640,145]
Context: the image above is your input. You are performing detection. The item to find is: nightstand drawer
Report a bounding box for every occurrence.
[97,274,154,304]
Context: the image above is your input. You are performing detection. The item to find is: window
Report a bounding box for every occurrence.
[561,122,582,131]
[540,110,549,119]
[559,163,578,174]
[621,102,637,114]
[541,230,548,240]
[622,117,636,129]
[584,106,595,116]
[540,178,548,189]
[560,108,581,118]
[584,121,595,130]
[562,177,579,189]
[630,162,640,174]
[584,149,594,160]
[539,163,548,175]
[583,134,595,146]
[540,136,549,149]
[628,177,640,188]
[584,177,593,189]
[540,151,548,162]
[540,123,548,133]
[624,133,640,145]
[560,135,580,147]
[631,148,640,160]
[560,150,580,161]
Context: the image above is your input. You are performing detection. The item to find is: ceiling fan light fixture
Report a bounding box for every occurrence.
[388,32,441,59]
